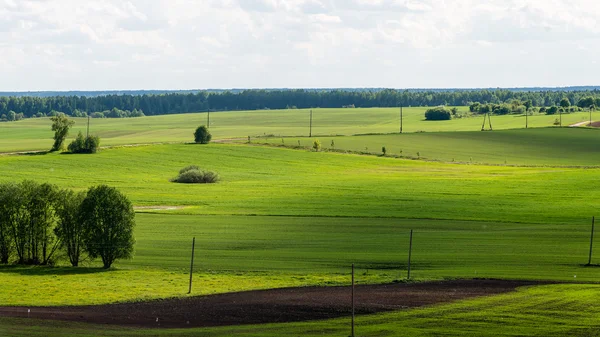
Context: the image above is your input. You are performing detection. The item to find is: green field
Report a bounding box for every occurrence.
[3,284,600,336]
[2,109,600,335]
[257,127,600,166]
[0,107,597,153]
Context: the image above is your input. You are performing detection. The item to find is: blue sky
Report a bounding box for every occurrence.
[0,0,598,90]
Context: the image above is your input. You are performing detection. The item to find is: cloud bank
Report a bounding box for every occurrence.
[0,0,598,90]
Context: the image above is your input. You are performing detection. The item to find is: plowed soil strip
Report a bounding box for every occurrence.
[0,280,542,329]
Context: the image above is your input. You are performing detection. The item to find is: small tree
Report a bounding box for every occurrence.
[382,146,387,156]
[80,185,135,269]
[560,98,571,110]
[50,113,75,152]
[194,125,212,144]
[313,139,321,152]
[68,132,100,154]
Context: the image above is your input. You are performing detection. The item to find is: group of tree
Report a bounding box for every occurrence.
[0,182,135,268]
[3,90,600,119]
[469,97,591,116]
[50,113,100,153]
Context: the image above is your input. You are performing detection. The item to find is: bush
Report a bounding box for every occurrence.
[194,125,212,144]
[546,106,559,115]
[313,139,321,152]
[179,165,200,175]
[424,107,451,121]
[68,132,100,154]
[171,166,220,184]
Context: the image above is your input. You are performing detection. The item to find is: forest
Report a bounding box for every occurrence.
[1,89,600,118]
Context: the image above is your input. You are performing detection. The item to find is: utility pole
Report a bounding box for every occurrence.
[207,109,210,128]
[351,263,355,337]
[86,115,90,137]
[525,109,528,129]
[309,110,313,137]
[188,237,196,294]
[400,106,403,133]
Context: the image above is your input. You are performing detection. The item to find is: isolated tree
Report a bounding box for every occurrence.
[54,189,86,267]
[194,125,212,144]
[560,98,571,109]
[50,113,75,151]
[80,185,135,269]
[578,97,596,109]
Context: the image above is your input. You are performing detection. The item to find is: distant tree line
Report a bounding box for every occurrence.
[0,182,135,268]
[2,89,600,119]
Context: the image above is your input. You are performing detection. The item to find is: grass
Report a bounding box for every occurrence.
[256,127,600,166]
[0,108,597,153]
[2,283,600,336]
[1,144,600,306]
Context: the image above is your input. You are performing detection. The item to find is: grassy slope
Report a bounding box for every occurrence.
[2,284,600,337]
[259,127,600,166]
[0,108,597,153]
[0,144,600,306]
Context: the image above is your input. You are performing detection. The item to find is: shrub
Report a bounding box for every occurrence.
[382,146,387,156]
[194,125,212,144]
[313,139,321,152]
[171,167,220,184]
[68,132,100,154]
[546,106,559,115]
[425,107,451,121]
[179,165,200,175]
[539,107,547,113]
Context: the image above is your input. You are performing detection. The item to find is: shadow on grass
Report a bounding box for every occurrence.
[581,264,600,268]
[0,265,115,276]
[16,150,49,156]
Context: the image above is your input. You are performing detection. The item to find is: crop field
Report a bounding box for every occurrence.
[255,127,600,166]
[1,109,600,336]
[0,107,597,153]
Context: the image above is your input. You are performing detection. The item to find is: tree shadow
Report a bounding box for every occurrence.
[16,151,49,156]
[0,265,115,276]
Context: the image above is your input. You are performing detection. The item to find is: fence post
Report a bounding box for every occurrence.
[188,237,196,294]
[407,229,413,280]
[588,217,595,266]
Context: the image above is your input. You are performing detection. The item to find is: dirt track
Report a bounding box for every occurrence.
[0,280,542,329]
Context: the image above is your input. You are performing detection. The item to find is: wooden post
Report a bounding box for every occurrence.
[86,115,90,138]
[407,229,413,280]
[207,110,210,129]
[590,109,593,127]
[188,237,196,294]
[526,109,528,129]
[588,217,595,266]
[309,110,313,137]
[351,263,355,337]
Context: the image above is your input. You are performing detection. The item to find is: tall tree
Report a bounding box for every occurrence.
[54,189,86,267]
[50,113,75,152]
[0,183,17,264]
[80,185,135,269]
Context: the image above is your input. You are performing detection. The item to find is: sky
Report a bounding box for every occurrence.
[0,0,598,91]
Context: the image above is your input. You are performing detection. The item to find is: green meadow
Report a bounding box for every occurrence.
[0,107,597,153]
[257,127,600,166]
[2,109,600,335]
[2,284,600,336]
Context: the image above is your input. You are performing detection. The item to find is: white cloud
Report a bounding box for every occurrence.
[0,0,599,90]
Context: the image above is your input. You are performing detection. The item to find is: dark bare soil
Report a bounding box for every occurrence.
[0,279,542,329]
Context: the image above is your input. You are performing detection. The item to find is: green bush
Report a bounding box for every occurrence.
[313,139,321,152]
[194,125,212,144]
[67,132,100,154]
[546,106,559,115]
[171,167,220,184]
[425,107,451,121]
[179,165,200,175]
